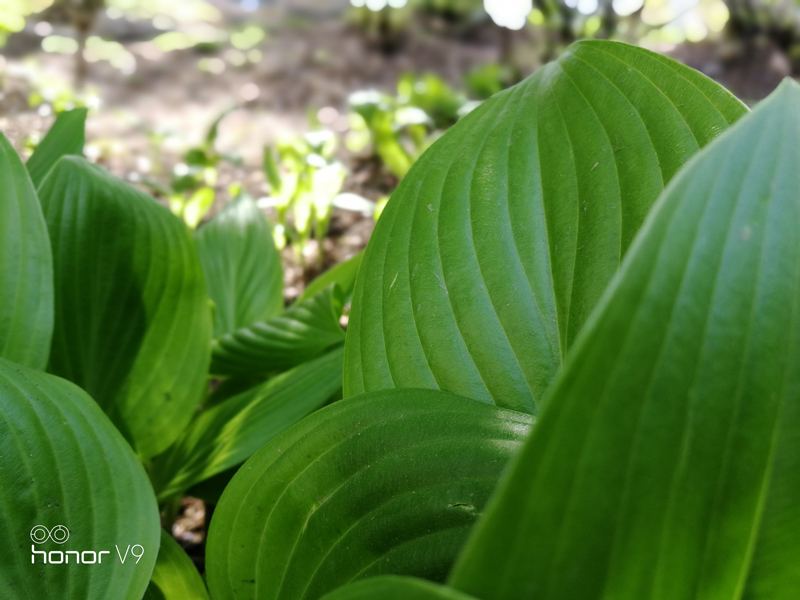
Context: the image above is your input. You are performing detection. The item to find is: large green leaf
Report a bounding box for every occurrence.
[196,194,284,338]
[0,133,53,369]
[449,80,800,600]
[210,285,345,376]
[38,156,213,459]
[150,347,344,501]
[320,576,478,600]
[26,108,87,189]
[143,530,209,600]
[0,358,160,599]
[344,40,747,413]
[206,389,532,600]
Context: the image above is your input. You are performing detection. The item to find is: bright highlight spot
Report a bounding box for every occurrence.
[484,0,533,29]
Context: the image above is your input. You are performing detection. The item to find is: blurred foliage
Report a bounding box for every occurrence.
[261,131,348,265]
[347,73,479,179]
[136,107,241,230]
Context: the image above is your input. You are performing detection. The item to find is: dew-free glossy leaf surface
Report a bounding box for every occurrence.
[143,530,209,600]
[151,347,344,501]
[206,389,532,600]
[449,79,800,600]
[344,40,747,413]
[196,194,283,338]
[0,358,160,600]
[38,157,213,459]
[26,108,87,189]
[210,285,344,376]
[320,576,478,600]
[0,133,53,369]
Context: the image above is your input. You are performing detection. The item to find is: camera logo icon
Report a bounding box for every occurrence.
[30,525,70,544]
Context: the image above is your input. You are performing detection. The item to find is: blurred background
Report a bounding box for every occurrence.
[1,0,798,301]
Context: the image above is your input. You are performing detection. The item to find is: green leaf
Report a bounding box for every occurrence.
[196,194,284,338]
[26,108,87,189]
[210,285,344,376]
[143,530,209,600]
[150,347,344,501]
[0,133,53,369]
[206,106,237,146]
[0,357,160,599]
[300,251,363,303]
[344,40,747,414]
[321,576,478,600]
[206,389,532,600]
[183,186,215,230]
[263,145,283,192]
[449,79,800,600]
[38,157,213,459]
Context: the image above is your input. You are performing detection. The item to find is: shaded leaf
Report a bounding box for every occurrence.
[150,347,344,501]
[143,530,209,600]
[449,79,800,600]
[196,194,284,338]
[344,40,747,413]
[0,358,160,600]
[321,576,478,600]
[206,389,532,600]
[0,133,53,369]
[210,285,344,376]
[38,157,212,459]
[26,108,87,188]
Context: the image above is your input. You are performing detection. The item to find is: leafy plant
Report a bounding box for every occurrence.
[3,39,800,600]
[141,107,240,230]
[347,73,475,179]
[262,130,348,264]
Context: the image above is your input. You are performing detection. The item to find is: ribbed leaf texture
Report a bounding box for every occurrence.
[0,358,160,600]
[344,40,747,413]
[210,285,345,376]
[38,157,213,459]
[449,79,800,600]
[195,194,284,339]
[206,389,532,600]
[150,347,344,501]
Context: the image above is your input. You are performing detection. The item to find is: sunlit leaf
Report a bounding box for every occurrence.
[150,347,344,501]
[183,186,215,230]
[344,40,747,414]
[210,285,344,376]
[449,79,800,600]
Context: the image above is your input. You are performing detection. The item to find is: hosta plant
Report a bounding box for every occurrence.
[1,39,799,600]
